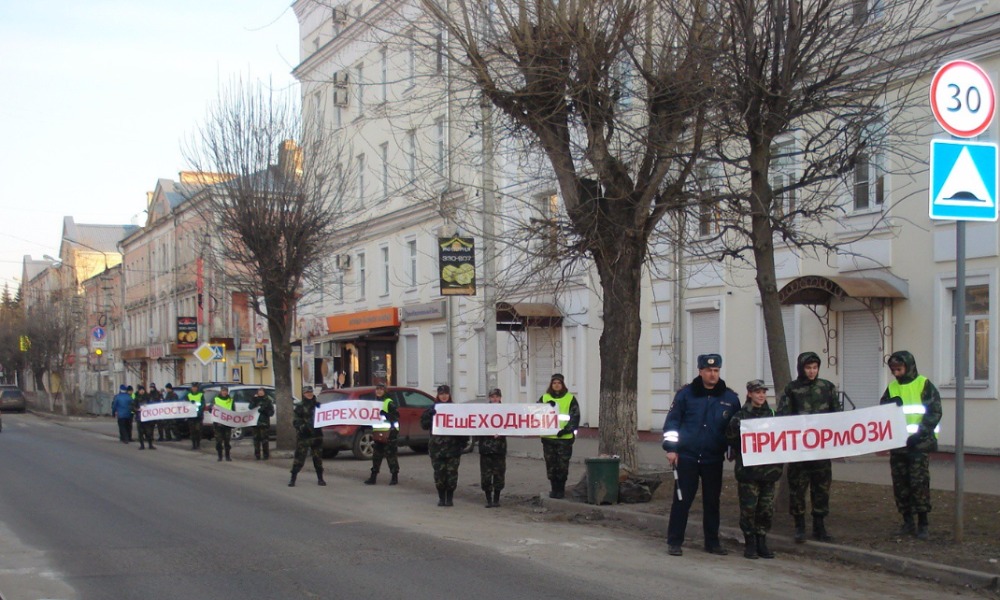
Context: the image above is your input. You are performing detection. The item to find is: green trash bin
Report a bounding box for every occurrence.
[585,457,620,505]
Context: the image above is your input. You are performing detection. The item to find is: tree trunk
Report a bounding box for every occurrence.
[272,340,294,450]
[594,244,644,471]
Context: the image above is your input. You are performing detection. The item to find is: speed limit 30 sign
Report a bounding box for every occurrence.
[931,60,996,138]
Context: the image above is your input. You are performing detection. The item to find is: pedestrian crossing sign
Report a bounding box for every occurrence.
[930,139,998,221]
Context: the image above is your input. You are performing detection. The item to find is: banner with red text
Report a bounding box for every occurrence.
[314,400,384,428]
[139,401,198,422]
[739,404,908,466]
[209,405,260,428]
[432,403,560,436]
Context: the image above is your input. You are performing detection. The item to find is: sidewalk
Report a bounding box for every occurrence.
[31,413,1000,592]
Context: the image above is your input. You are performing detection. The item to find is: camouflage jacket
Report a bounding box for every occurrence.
[421,405,468,459]
[293,399,321,439]
[879,350,942,454]
[778,352,841,416]
[478,434,507,456]
[727,399,784,482]
[249,395,275,427]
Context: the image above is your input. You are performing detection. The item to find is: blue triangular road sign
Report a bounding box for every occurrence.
[930,140,998,221]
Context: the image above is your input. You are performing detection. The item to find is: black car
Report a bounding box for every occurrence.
[0,386,27,413]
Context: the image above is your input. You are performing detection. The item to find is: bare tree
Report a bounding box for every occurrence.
[422,0,720,468]
[185,79,351,449]
[0,285,26,385]
[687,0,945,394]
[24,289,79,408]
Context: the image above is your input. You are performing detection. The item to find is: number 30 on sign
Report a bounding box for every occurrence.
[931,60,996,138]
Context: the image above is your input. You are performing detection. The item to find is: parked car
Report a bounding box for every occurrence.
[0,386,27,413]
[316,386,473,459]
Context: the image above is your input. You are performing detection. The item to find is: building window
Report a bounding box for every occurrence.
[354,62,364,116]
[694,164,721,238]
[534,193,559,256]
[435,30,445,74]
[356,251,366,300]
[407,239,418,287]
[406,129,417,183]
[380,142,389,200]
[407,39,416,88]
[356,153,365,206]
[853,151,885,212]
[433,331,448,385]
[953,284,990,382]
[435,117,446,177]
[405,334,419,385]
[771,138,797,221]
[380,47,389,103]
[853,0,885,25]
[380,246,390,296]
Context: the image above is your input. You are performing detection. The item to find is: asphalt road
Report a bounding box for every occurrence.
[0,414,985,600]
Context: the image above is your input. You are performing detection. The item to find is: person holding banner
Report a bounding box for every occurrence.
[662,354,740,557]
[132,385,156,450]
[149,383,171,442]
[727,380,783,560]
[289,386,326,487]
[248,387,275,460]
[778,351,842,543]
[479,388,508,508]
[879,351,942,541]
[537,373,580,499]
[364,383,399,486]
[420,385,468,506]
[186,382,205,450]
[162,383,180,441]
[212,386,235,462]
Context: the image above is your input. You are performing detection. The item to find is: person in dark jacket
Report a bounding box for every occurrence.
[662,353,740,557]
[248,387,274,460]
[132,385,156,450]
[420,385,468,507]
[364,383,399,485]
[879,351,942,540]
[111,385,134,443]
[149,383,171,442]
[212,386,235,462]
[162,383,179,441]
[289,386,325,486]
[778,351,842,542]
[537,373,580,499]
[727,380,783,559]
[479,388,508,508]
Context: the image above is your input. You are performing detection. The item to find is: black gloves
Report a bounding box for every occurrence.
[906,433,920,449]
[558,427,573,437]
[891,396,904,407]
[547,401,556,407]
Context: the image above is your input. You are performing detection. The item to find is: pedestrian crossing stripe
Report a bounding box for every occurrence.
[930,139,999,222]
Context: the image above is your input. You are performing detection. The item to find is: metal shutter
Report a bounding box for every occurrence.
[841,311,882,409]
[690,310,720,380]
[763,306,796,386]
[405,335,419,386]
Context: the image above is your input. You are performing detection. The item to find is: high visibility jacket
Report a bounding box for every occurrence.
[372,396,398,431]
[213,395,234,411]
[541,393,575,440]
[187,391,204,405]
[889,376,940,438]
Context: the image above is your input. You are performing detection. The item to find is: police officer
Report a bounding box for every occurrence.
[727,380,783,559]
[248,387,275,460]
[662,353,740,557]
[112,384,134,443]
[364,383,399,485]
[212,385,235,462]
[420,385,468,506]
[132,384,156,450]
[880,351,942,540]
[289,386,325,487]
[479,388,507,508]
[778,351,842,542]
[186,382,205,450]
[537,373,580,499]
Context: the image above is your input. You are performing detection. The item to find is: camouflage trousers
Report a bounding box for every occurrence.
[137,421,156,447]
[292,436,323,474]
[252,425,270,458]
[738,480,776,535]
[541,438,574,484]
[213,424,232,457]
[890,452,932,515]
[431,455,462,492]
[189,417,202,447]
[788,459,832,517]
[479,454,506,493]
[371,435,399,475]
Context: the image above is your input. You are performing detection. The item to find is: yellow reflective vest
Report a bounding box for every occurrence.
[889,376,938,438]
[213,395,234,411]
[541,392,575,440]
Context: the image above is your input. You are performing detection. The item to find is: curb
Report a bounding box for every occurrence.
[536,496,1000,592]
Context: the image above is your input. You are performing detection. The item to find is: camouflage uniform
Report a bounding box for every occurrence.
[727,399,783,537]
[479,434,507,500]
[880,351,942,538]
[778,351,841,542]
[186,390,205,450]
[289,394,324,485]
[538,377,581,499]
[212,393,235,461]
[369,396,400,480]
[248,392,275,460]
[132,391,156,450]
[421,404,468,504]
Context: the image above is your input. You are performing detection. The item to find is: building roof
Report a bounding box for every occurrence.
[61,216,139,255]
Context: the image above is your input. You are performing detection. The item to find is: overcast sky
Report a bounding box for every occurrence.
[0,0,300,292]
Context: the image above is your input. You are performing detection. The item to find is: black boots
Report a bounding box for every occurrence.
[390,473,398,486]
[485,490,494,508]
[756,534,775,559]
[492,489,501,507]
[743,534,758,559]
[217,449,223,462]
[437,489,447,506]
[288,472,298,487]
[916,512,929,540]
[897,513,916,536]
[317,470,326,486]
[813,515,833,542]
[363,471,378,485]
[225,451,232,462]
[445,489,454,506]
[793,515,807,543]
[549,481,565,499]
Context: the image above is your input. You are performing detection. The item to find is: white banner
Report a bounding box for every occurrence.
[432,403,560,436]
[314,400,384,428]
[739,404,908,466]
[209,405,260,428]
[138,401,197,422]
